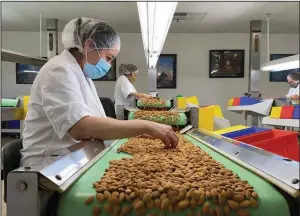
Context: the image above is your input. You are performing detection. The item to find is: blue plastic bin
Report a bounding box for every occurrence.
[7,120,20,129]
[292,105,300,119]
[222,126,271,139]
[239,97,261,106]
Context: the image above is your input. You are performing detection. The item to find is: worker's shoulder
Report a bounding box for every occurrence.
[117,75,129,83]
[40,53,81,77]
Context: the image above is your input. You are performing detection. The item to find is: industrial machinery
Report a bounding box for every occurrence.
[116,97,175,121]
[5,102,300,216]
[1,97,29,137]
[6,124,300,216]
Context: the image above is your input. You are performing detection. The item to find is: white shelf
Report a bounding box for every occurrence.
[1,129,21,133]
[1,49,47,66]
[262,117,300,128]
[228,99,274,116]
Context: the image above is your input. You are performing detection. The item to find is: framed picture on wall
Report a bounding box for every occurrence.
[157,54,177,89]
[16,63,42,84]
[209,50,245,78]
[93,58,117,81]
[269,54,300,82]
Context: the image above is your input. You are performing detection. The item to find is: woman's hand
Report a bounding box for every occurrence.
[142,94,152,98]
[138,134,154,139]
[146,122,178,148]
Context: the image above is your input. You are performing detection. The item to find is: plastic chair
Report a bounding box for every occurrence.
[99,97,116,119]
[1,139,23,203]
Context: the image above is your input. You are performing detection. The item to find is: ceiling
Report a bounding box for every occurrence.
[2,2,299,33]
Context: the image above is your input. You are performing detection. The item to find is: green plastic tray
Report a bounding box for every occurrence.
[128,112,187,126]
[57,136,289,216]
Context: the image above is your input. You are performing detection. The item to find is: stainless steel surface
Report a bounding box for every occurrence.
[248,20,262,93]
[116,105,124,120]
[54,140,118,192]
[263,117,300,128]
[1,98,22,121]
[173,97,178,109]
[274,98,292,106]
[1,49,47,66]
[7,172,40,216]
[148,92,158,97]
[38,140,106,191]
[190,107,199,128]
[1,108,19,121]
[6,139,119,215]
[180,125,193,134]
[148,68,157,92]
[46,19,58,59]
[187,128,300,196]
[10,140,117,193]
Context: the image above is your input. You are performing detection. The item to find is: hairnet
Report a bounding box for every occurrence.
[287,71,300,81]
[62,17,121,53]
[119,64,138,75]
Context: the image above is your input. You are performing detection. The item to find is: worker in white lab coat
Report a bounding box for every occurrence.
[20,17,178,168]
[114,64,151,115]
[286,71,299,104]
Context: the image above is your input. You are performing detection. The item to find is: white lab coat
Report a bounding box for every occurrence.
[20,50,106,167]
[114,75,137,113]
[286,84,299,104]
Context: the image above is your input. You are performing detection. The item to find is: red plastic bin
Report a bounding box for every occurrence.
[236,129,299,161]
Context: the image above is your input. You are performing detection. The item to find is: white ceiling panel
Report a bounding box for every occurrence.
[2,2,299,33]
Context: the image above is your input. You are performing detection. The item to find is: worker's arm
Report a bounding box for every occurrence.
[288,94,299,100]
[69,117,178,148]
[129,92,151,99]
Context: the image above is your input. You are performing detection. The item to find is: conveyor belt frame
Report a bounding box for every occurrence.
[6,128,300,216]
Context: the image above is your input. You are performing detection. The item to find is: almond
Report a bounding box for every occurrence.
[154,199,161,209]
[250,197,258,208]
[119,192,125,202]
[202,202,210,214]
[237,209,250,216]
[240,200,251,208]
[161,198,171,210]
[233,195,244,203]
[227,200,239,210]
[96,193,104,203]
[84,196,94,205]
[252,192,258,199]
[92,205,101,216]
[177,200,189,210]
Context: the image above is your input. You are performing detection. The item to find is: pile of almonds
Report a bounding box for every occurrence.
[85,134,259,216]
[133,110,180,125]
[138,98,167,108]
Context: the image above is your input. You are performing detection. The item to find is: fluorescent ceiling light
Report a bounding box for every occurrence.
[137,2,178,68]
[23,70,39,73]
[261,54,299,72]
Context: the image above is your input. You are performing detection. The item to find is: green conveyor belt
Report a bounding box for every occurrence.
[57,136,289,216]
[128,112,187,126]
[137,100,172,108]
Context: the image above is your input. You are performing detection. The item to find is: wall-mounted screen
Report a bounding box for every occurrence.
[16,63,42,84]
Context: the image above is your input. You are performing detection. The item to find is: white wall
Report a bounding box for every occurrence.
[2,31,299,125]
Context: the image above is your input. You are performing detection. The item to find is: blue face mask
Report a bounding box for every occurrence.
[83,58,111,79]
